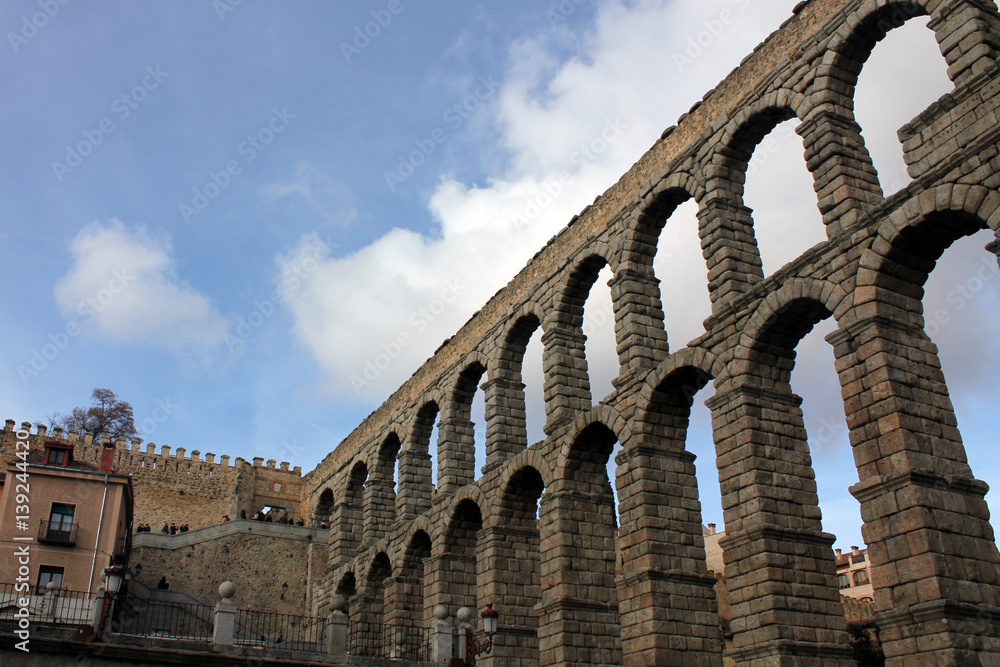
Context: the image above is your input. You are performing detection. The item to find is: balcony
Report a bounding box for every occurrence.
[38,520,78,546]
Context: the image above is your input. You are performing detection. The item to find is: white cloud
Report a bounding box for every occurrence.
[53,219,230,356]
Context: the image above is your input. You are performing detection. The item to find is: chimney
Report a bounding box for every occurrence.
[851,545,859,556]
[707,523,716,535]
[835,548,842,558]
[99,441,116,473]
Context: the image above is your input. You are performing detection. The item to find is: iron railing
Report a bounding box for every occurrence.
[0,582,94,625]
[113,595,214,641]
[234,608,326,651]
[389,624,432,661]
[37,519,78,545]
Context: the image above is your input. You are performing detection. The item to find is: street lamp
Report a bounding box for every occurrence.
[456,603,499,666]
[96,564,125,638]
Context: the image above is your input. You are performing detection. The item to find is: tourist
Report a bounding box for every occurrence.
[157,577,169,590]
[161,523,169,534]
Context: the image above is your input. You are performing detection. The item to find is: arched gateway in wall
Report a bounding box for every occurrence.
[303,1,1000,665]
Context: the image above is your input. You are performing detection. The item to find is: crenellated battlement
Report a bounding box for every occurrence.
[2,419,304,530]
[1,419,302,477]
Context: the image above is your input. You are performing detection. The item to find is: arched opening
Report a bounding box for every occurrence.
[652,198,712,348]
[742,117,826,275]
[333,462,367,563]
[442,499,483,613]
[346,554,391,657]
[438,363,486,493]
[485,315,542,471]
[364,433,400,544]
[843,206,1000,662]
[398,402,437,520]
[713,295,852,663]
[539,422,621,666]
[847,11,951,196]
[483,466,545,666]
[620,364,723,663]
[393,530,432,659]
[314,487,334,527]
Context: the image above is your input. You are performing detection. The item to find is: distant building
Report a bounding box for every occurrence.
[0,438,133,595]
[836,545,874,602]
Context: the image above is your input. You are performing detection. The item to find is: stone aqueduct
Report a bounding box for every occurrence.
[299,1,1000,665]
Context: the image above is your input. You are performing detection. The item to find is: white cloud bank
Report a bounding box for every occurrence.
[54,219,229,355]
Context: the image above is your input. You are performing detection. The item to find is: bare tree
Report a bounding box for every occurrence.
[51,388,141,443]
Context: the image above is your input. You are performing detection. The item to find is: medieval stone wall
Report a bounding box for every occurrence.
[299,1,1000,666]
[0,421,304,533]
[130,521,327,616]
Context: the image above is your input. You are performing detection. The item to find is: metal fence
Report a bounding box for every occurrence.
[234,608,326,651]
[113,595,214,641]
[0,582,95,625]
[390,624,432,661]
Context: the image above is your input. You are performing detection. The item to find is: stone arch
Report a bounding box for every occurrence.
[437,357,488,493]
[483,307,544,473]
[364,432,400,545]
[397,400,440,520]
[700,98,804,303]
[617,346,725,664]
[491,448,554,500]
[709,287,854,663]
[856,183,1000,313]
[352,551,393,657]
[481,464,547,666]
[331,460,368,565]
[314,486,334,525]
[833,184,1000,661]
[824,0,1000,95]
[617,176,704,374]
[391,527,434,659]
[544,252,616,427]
[539,417,622,666]
[433,497,484,616]
[737,277,851,383]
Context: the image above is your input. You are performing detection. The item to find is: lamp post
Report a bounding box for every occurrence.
[456,603,499,666]
[96,564,125,639]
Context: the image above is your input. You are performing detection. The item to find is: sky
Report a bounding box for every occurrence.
[2,0,998,551]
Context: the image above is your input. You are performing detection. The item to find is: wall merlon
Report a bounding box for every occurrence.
[266,459,276,468]
[161,444,171,457]
[175,447,186,459]
[280,461,289,471]
[205,453,215,464]
[254,457,265,467]
[221,455,231,466]
[191,449,201,462]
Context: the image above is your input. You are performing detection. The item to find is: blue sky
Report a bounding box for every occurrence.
[3,0,998,551]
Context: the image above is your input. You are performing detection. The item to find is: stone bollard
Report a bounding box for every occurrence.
[91,587,106,635]
[213,581,237,646]
[431,604,454,663]
[326,594,348,656]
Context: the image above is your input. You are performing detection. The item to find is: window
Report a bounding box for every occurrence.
[838,574,851,589]
[46,448,65,465]
[854,570,870,586]
[36,566,64,594]
[274,482,282,492]
[40,503,77,544]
